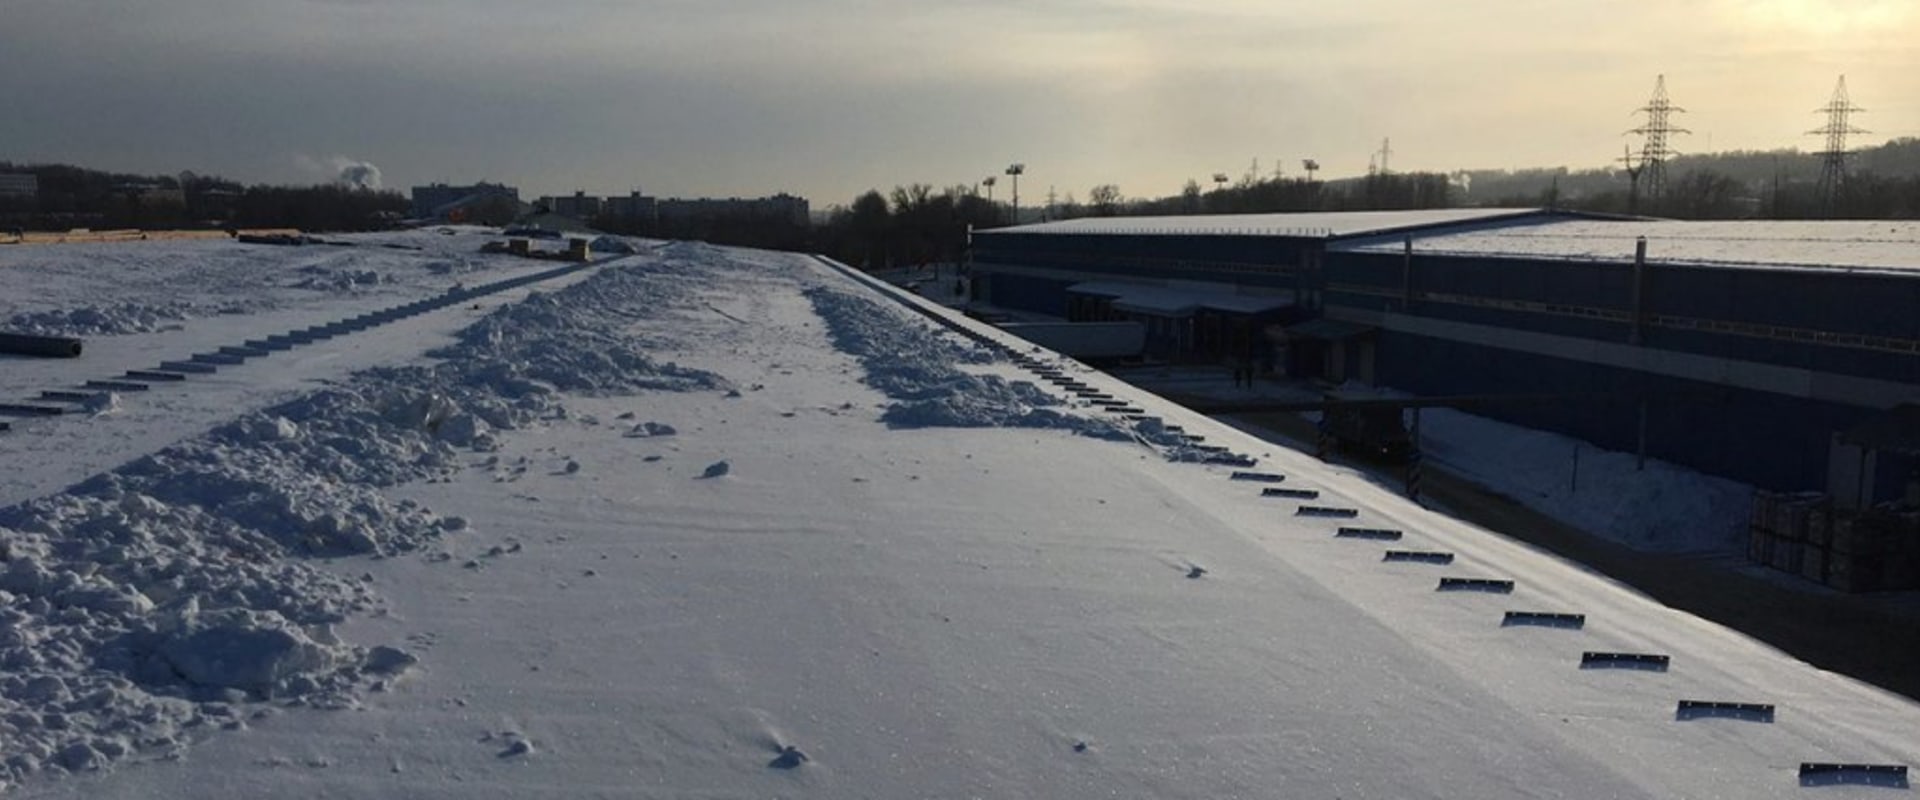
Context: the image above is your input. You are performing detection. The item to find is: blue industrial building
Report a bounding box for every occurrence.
[971,209,1551,364]
[972,211,1920,503]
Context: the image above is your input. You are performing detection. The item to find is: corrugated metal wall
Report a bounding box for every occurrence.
[1337,251,1920,493]
[971,230,1919,495]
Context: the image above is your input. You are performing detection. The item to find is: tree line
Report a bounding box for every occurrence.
[0,162,409,232]
[802,171,1457,268]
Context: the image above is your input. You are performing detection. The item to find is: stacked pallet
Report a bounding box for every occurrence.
[1749,491,1920,592]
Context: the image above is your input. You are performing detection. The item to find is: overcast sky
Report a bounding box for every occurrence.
[4,0,1914,207]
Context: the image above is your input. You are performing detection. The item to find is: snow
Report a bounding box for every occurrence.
[1118,367,1754,554]
[983,208,1546,238]
[0,227,510,337]
[1334,218,1920,272]
[1412,404,1753,553]
[1,236,1916,797]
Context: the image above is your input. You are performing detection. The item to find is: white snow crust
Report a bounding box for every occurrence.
[1335,218,1920,272]
[984,208,1544,238]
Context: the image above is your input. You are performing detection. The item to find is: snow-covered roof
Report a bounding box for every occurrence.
[1333,218,1920,272]
[1,236,1917,797]
[1069,280,1293,316]
[984,208,1550,238]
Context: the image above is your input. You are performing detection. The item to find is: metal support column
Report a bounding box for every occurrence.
[1630,237,1649,345]
[1401,236,1415,310]
[1406,407,1424,501]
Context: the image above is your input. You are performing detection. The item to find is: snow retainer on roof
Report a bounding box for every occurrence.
[1580,651,1669,670]
[1383,550,1454,565]
[0,332,83,358]
[1336,527,1402,541]
[1438,577,1515,593]
[1229,471,1285,483]
[1502,611,1583,628]
[1798,763,1907,788]
[1676,700,1774,722]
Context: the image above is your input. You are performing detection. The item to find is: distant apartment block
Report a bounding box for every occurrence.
[541,190,605,220]
[538,189,805,229]
[410,182,521,218]
[657,193,809,227]
[0,173,39,198]
[603,191,656,223]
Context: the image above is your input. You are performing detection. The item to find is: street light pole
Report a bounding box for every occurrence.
[1005,163,1024,225]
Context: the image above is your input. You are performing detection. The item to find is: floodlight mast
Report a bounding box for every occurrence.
[1005,163,1024,224]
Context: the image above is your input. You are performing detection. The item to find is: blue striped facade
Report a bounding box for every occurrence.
[973,227,1920,496]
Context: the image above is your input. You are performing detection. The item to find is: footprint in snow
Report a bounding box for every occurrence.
[699,461,731,479]
[768,745,807,769]
[1186,565,1207,579]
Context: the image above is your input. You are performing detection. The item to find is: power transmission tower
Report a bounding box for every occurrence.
[1626,75,1689,203]
[1809,75,1867,217]
[1377,138,1392,175]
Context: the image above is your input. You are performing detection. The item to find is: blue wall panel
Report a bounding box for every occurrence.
[1650,265,1920,339]
[982,229,1920,495]
[988,273,1073,317]
[1374,329,1915,492]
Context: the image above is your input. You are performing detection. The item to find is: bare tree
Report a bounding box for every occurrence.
[1088,184,1123,216]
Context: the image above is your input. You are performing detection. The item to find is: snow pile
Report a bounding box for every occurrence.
[4,303,206,337]
[0,390,465,783]
[0,261,730,786]
[290,264,384,292]
[805,286,1130,439]
[804,283,1262,466]
[589,235,639,255]
[435,267,725,396]
[625,421,677,438]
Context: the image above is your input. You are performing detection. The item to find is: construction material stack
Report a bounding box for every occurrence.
[1750,490,1920,592]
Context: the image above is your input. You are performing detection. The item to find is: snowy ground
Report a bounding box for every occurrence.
[2,239,1917,797]
[1115,365,1753,554]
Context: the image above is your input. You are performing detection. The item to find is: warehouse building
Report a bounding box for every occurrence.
[970,208,1568,365]
[974,211,1920,504]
